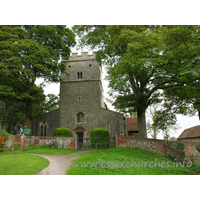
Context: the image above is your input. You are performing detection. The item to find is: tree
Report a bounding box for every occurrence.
[73,25,200,138]
[147,104,160,139]
[0,25,76,129]
[32,93,61,120]
[160,26,200,121]
[0,93,60,134]
[152,106,178,140]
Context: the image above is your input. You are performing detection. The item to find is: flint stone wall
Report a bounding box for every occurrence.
[117,136,186,162]
[9,135,75,150]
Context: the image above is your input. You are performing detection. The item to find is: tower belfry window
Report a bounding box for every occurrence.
[77,72,82,79]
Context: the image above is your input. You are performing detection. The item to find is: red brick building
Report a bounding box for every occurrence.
[178,125,200,142]
[124,117,139,136]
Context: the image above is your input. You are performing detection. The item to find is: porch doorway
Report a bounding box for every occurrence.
[76,132,83,148]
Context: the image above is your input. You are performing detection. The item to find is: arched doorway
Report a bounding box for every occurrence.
[74,126,86,148]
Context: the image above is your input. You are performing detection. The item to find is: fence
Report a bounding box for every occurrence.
[77,136,117,150]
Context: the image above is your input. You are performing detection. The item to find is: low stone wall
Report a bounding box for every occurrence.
[9,135,76,150]
[117,136,185,162]
[169,141,200,158]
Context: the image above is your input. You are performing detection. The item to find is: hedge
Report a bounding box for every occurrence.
[53,127,72,137]
[90,127,109,148]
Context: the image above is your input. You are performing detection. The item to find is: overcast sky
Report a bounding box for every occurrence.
[36,48,200,140]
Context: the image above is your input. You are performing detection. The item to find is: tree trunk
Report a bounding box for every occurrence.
[137,109,147,138]
[9,116,13,134]
[3,103,9,128]
[15,121,19,135]
[153,130,157,139]
[25,101,32,129]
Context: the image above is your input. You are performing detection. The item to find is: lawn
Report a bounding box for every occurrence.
[0,154,49,175]
[67,147,200,175]
[21,145,79,156]
[0,145,80,175]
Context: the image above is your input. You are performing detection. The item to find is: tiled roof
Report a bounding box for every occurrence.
[125,117,138,132]
[178,125,200,139]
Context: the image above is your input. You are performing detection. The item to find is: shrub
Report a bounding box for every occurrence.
[166,141,173,146]
[90,127,109,148]
[196,145,200,152]
[53,127,72,137]
[175,142,185,151]
[0,125,10,154]
[0,126,9,139]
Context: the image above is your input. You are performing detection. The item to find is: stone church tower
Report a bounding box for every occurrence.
[32,52,127,138]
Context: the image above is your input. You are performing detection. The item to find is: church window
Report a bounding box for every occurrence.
[77,112,84,123]
[40,121,47,136]
[44,125,47,136]
[89,64,91,67]
[69,65,71,68]
[41,125,43,136]
[78,96,81,102]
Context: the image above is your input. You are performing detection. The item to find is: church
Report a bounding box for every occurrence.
[32,52,127,140]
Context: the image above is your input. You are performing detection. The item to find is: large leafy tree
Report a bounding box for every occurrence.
[0,25,76,129]
[73,25,200,138]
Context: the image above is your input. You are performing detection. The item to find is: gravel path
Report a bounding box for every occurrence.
[31,151,92,175]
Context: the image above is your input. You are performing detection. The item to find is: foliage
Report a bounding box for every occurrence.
[90,127,110,148]
[43,94,61,113]
[32,93,61,120]
[0,122,9,154]
[166,141,173,146]
[176,143,185,151]
[0,126,10,138]
[0,137,5,153]
[196,145,200,153]
[53,127,72,137]
[0,25,76,128]
[73,25,200,138]
[133,133,139,137]
[147,104,161,139]
[164,135,170,140]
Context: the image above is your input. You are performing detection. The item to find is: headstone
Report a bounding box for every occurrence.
[5,139,14,151]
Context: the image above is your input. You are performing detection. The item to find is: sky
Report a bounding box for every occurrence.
[37,47,200,140]
[3,1,199,197]
[37,25,200,140]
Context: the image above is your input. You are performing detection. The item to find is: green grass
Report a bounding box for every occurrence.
[0,145,81,175]
[0,154,49,175]
[21,145,80,156]
[67,147,200,175]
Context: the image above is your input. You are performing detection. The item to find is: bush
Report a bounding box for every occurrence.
[166,141,173,146]
[176,142,185,151]
[0,125,10,154]
[53,127,72,137]
[0,127,9,139]
[90,127,109,148]
[196,145,200,152]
